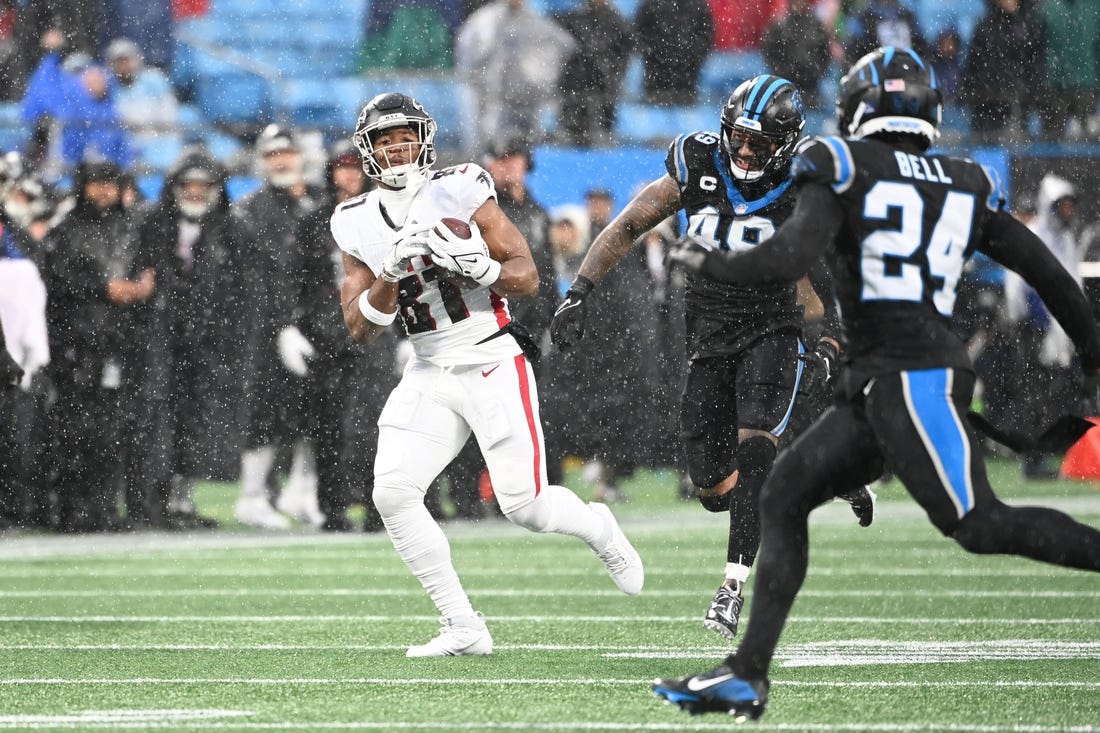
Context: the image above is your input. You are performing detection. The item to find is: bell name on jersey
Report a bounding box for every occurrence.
[793,135,1005,375]
[329,163,520,367]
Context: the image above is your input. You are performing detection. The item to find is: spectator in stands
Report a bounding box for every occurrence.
[931,28,963,103]
[482,138,555,351]
[288,141,396,532]
[1037,0,1100,140]
[844,0,930,62]
[21,48,132,172]
[0,0,18,101]
[548,204,591,298]
[634,0,714,106]
[761,0,832,108]
[358,0,459,71]
[105,39,179,139]
[1003,173,1082,479]
[708,0,785,51]
[233,124,325,530]
[129,148,250,529]
[456,0,576,148]
[543,187,662,503]
[554,0,634,147]
[15,3,101,82]
[960,0,1044,143]
[0,198,49,529]
[42,161,153,532]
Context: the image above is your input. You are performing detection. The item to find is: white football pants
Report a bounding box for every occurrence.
[372,355,609,622]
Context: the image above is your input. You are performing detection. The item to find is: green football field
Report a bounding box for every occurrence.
[1,457,1097,732]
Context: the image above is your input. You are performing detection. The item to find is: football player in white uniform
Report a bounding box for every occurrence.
[330,93,644,657]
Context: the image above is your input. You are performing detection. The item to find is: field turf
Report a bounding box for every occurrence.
[0,457,1097,731]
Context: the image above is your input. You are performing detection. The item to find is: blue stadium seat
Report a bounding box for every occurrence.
[615,103,716,145]
[701,50,765,106]
[196,73,275,124]
[0,102,27,153]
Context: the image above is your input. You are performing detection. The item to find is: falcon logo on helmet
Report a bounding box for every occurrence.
[352,92,437,189]
[837,46,943,149]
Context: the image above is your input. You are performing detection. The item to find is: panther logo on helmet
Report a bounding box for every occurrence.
[352,92,437,189]
[720,75,806,183]
[836,46,943,149]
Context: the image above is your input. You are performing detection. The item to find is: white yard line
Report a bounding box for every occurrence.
[1,588,1096,599]
[0,614,1095,624]
[0,565,1086,578]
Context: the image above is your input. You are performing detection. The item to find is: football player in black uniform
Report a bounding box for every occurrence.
[550,75,874,641]
[653,46,1100,721]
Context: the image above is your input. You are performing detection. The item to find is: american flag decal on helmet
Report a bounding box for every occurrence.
[884,79,906,92]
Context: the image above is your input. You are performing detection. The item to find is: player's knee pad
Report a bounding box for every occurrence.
[371,479,422,519]
[738,435,777,480]
[950,500,1010,555]
[504,495,556,533]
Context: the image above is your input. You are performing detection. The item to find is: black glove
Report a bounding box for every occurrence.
[665,235,709,273]
[550,275,595,351]
[799,340,840,402]
[0,348,23,389]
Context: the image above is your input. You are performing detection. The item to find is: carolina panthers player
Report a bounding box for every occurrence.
[331,92,643,657]
[551,75,875,641]
[654,47,1100,720]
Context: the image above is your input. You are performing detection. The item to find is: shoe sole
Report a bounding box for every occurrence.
[652,684,765,719]
[702,618,737,641]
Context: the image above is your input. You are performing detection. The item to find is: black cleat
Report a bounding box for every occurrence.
[703,584,744,640]
[838,485,876,527]
[652,663,769,721]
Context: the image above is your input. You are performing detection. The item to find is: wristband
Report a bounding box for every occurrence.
[569,274,595,298]
[478,258,502,286]
[358,290,397,326]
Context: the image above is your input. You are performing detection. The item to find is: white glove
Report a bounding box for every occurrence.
[426,222,501,287]
[278,325,316,376]
[380,235,432,283]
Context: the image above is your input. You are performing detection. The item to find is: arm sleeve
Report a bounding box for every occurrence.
[979,209,1100,369]
[699,182,841,284]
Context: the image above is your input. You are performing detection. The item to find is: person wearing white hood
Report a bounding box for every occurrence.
[1004,173,1081,479]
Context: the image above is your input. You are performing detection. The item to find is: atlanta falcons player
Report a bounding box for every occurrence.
[330,92,643,657]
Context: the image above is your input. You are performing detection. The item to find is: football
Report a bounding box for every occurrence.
[436,217,472,239]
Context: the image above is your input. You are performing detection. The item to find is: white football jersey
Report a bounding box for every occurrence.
[330,163,520,367]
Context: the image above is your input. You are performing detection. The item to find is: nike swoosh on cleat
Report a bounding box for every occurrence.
[481,365,500,377]
[686,674,736,692]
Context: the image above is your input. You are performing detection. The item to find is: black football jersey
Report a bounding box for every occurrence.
[665,131,804,359]
[792,136,1007,374]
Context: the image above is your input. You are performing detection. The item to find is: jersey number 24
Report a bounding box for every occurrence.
[860,181,975,317]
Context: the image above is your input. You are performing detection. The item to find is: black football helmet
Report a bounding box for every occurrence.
[352,92,437,188]
[720,75,806,182]
[837,46,942,149]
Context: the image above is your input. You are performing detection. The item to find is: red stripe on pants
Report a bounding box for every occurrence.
[513,353,541,496]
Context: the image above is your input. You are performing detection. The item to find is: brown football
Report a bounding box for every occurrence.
[436,217,472,239]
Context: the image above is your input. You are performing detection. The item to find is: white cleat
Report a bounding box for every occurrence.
[234,495,291,530]
[589,502,644,595]
[406,619,493,657]
[276,488,325,528]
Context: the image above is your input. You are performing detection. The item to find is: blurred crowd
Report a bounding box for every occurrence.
[0,128,688,534]
[2,0,1100,534]
[1,0,1098,171]
[3,123,1099,534]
